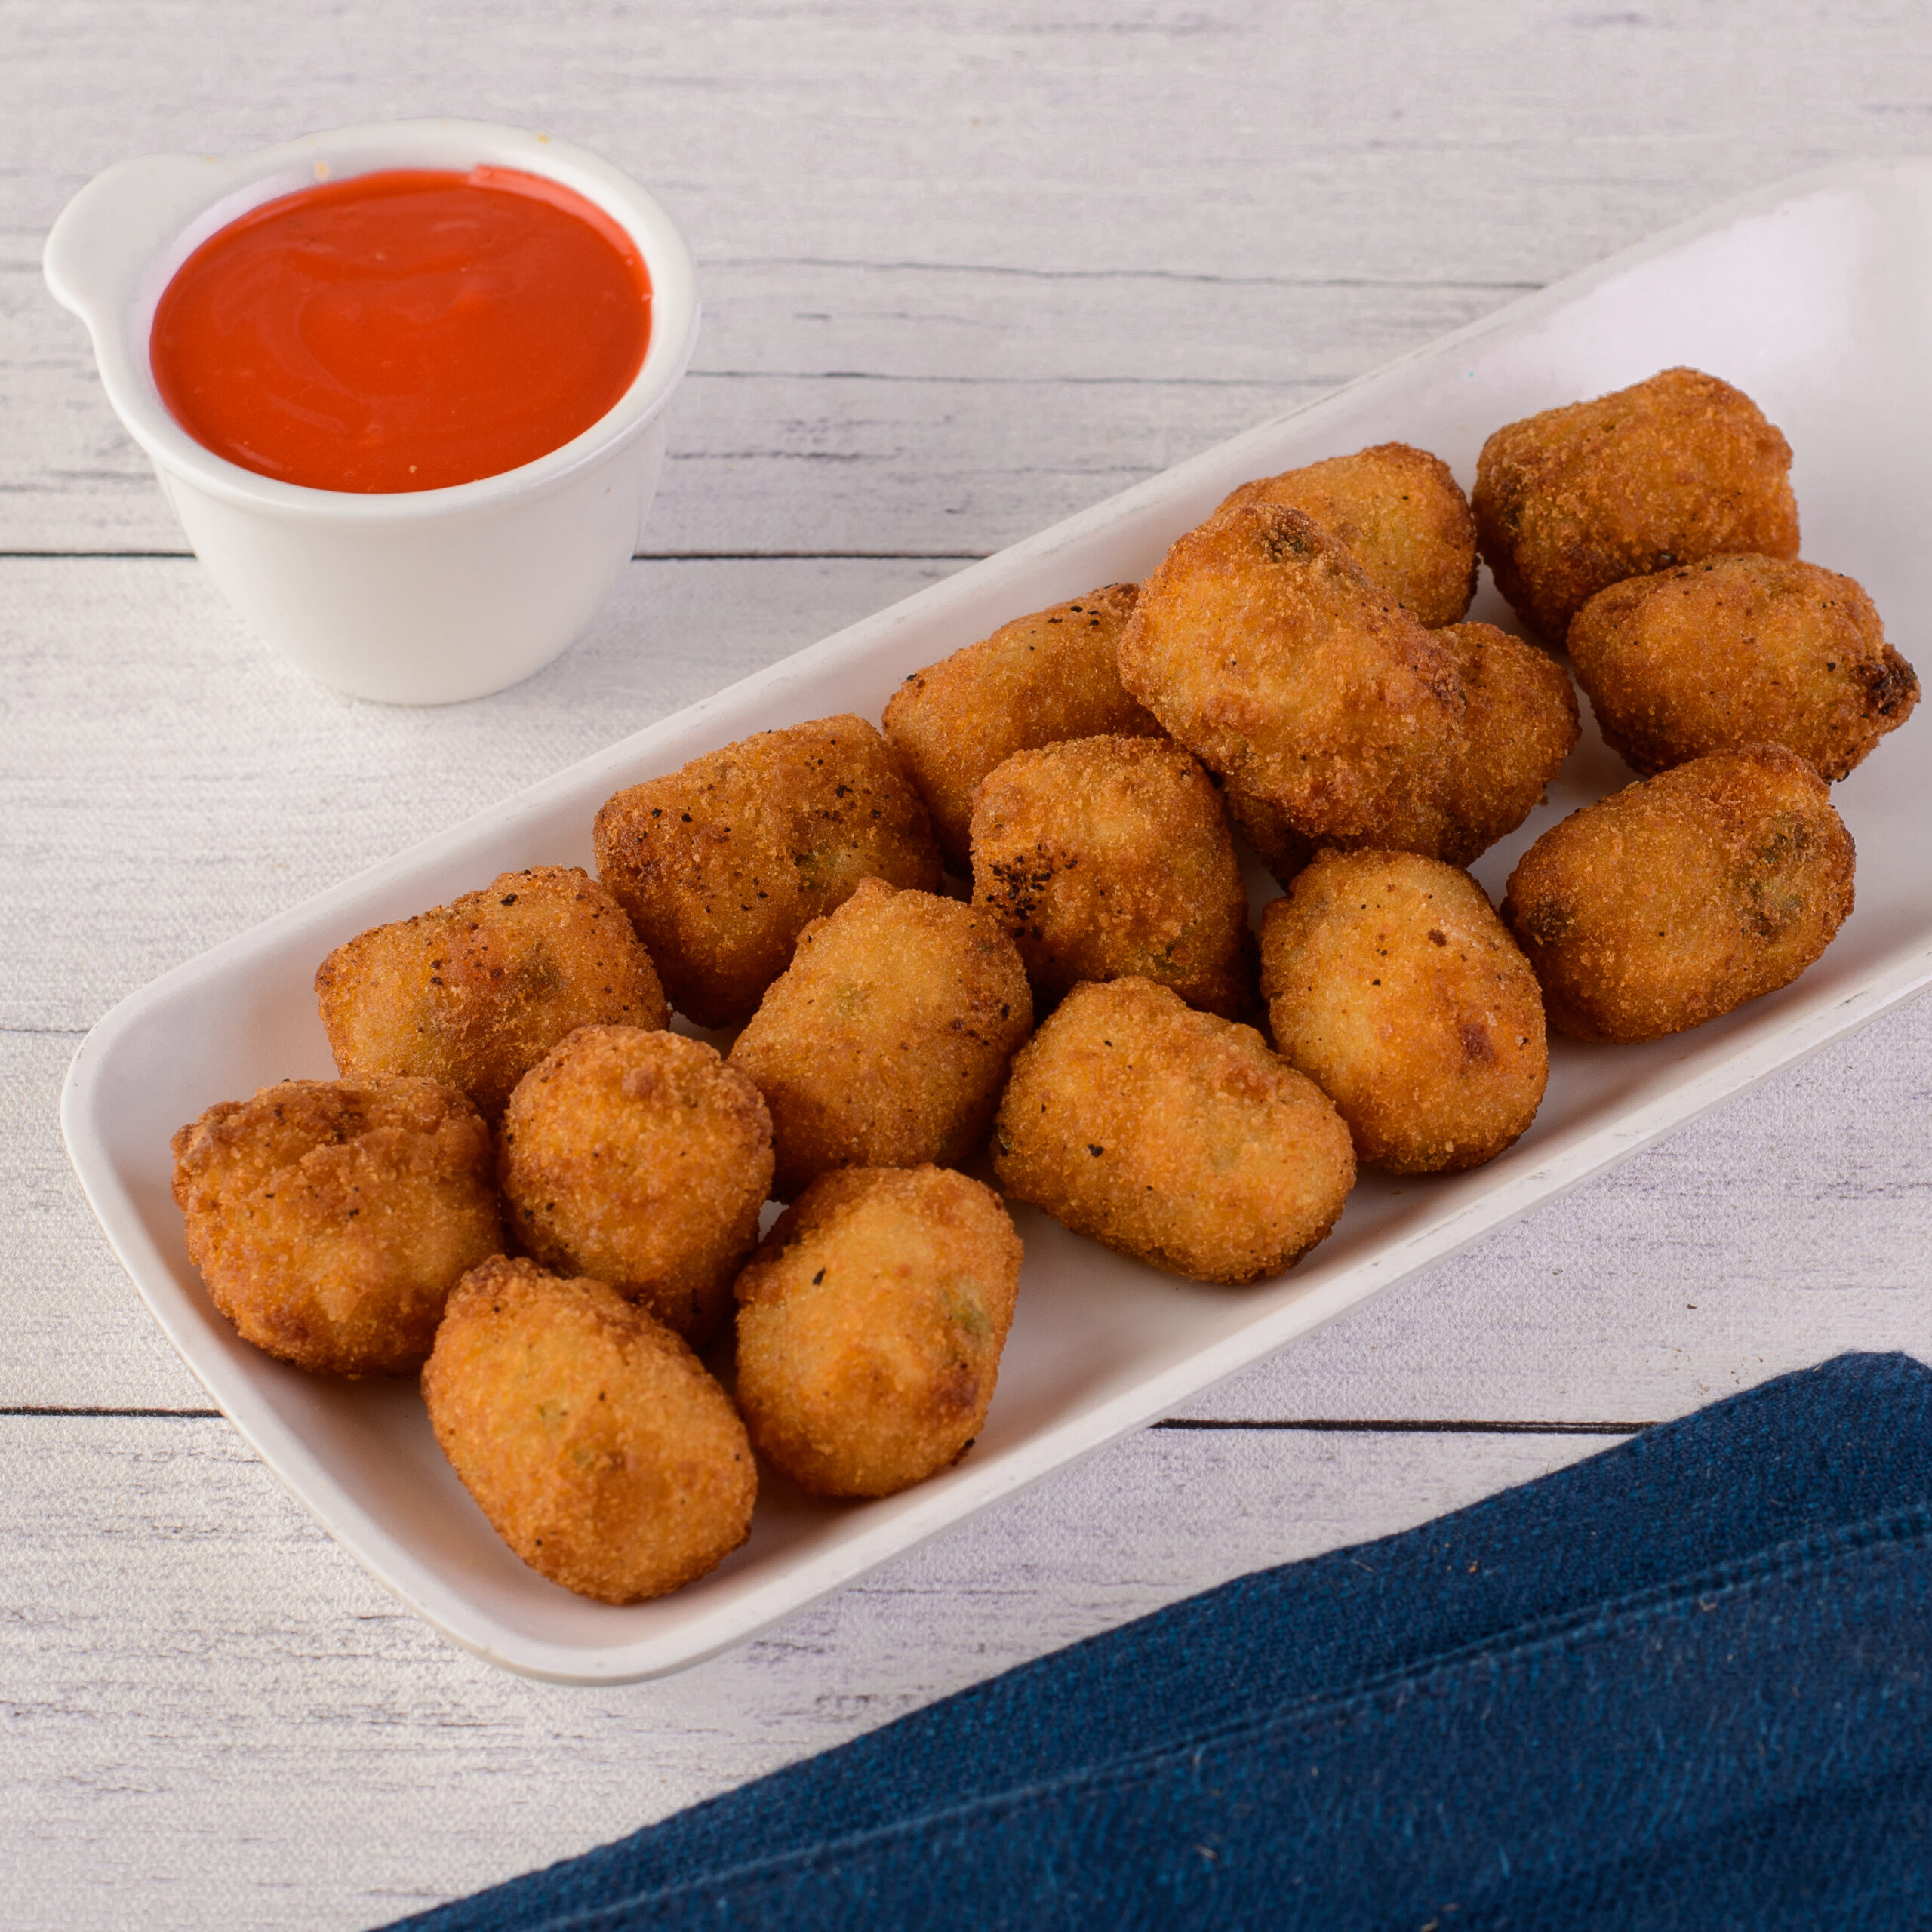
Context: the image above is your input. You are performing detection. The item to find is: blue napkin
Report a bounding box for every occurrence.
[393,1352,1932,1930]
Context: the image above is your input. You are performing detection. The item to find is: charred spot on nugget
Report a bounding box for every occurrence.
[592,715,942,1029]
[171,1076,503,1377]
[498,1026,774,1343]
[992,977,1355,1284]
[315,865,666,1124]
[733,1165,1022,1498]
[1503,745,1854,1043]
[882,583,1163,869]
[728,878,1032,1201]
[1567,554,1918,781]
[1472,367,1801,644]
[1260,851,1548,1174]
[1214,441,1478,628]
[423,1257,755,1604]
[969,734,1255,1017]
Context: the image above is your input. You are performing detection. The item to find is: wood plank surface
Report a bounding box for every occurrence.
[0,1412,1623,1929]
[6,2,1932,1925]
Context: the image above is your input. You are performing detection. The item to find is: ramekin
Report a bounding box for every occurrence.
[44,119,700,705]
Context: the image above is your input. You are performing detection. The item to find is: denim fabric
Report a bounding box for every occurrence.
[393,1352,1932,1931]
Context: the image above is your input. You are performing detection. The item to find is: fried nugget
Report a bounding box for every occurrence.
[1214,441,1478,628]
[1221,784,1319,892]
[497,1026,773,1343]
[315,866,666,1124]
[1567,554,1918,781]
[1503,745,1854,1043]
[423,1256,755,1603]
[992,977,1355,1284]
[969,735,1255,1017]
[1260,851,1547,1174]
[171,1076,503,1377]
[592,715,942,1029]
[882,584,1164,869]
[727,878,1032,1201]
[1119,503,1488,860]
[733,1165,1022,1498]
[1472,367,1801,644]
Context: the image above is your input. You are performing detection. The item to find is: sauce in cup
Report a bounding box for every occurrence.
[150,166,651,494]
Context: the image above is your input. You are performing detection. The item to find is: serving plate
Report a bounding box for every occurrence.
[63,160,1932,1682]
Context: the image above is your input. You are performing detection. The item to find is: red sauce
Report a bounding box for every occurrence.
[150,167,652,494]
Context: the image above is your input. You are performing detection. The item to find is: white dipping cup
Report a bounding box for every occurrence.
[44,120,699,705]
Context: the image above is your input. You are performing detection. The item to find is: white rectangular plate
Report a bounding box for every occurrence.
[63,161,1932,1682]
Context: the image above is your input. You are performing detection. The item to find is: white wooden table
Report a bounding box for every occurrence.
[7,6,1932,1925]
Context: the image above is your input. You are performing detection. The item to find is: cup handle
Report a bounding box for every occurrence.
[43,151,227,332]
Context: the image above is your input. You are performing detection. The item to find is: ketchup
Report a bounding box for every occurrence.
[150,167,652,494]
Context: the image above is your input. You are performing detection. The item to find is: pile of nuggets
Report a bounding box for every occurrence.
[172,365,1917,1604]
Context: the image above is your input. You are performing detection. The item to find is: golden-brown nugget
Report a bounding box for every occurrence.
[734,1165,1022,1498]
[171,1077,503,1377]
[1503,745,1854,1043]
[1259,851,1547,1174]
[882,584,1163,868]
[593,715,942,1029]
[1472,367,1801,644]
[728,878,1032,1201]
[423,1257,755,1604]
[992,977,1355,1284]
[315,866,666,1124]
[1214,441,1478,628]
[1120,504,1553,865]
[497,1026,774,1343]
[969,734,1255,1017]
[1567,554,1918,781]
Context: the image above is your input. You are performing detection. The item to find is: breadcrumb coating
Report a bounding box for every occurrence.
[498,1026,774,1343]
[728,878,1032,1201]
[171,1075,503,1376]
[315,866,666,1124]
[1567,553,1918,781]
[734,1166,1023,1497]
[1503,744,1854,1042]
[969,734,1256,1017]
[424,1256,755,1604]
[992,977,1355,1284]
[1260,850,1547,1174]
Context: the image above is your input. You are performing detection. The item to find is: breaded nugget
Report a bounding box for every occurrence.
[1259,851,1547,1174]
[1472,367,1801,644]
[1118,503,1481,859]
[315,866,666,1124]
[423,1256,755,1603]
[592,715,942,1029]
[1435,619,1580,856]
[733,1165,1022,1497]
[1567,554,1918,781]
[497,1026,774,1343]
[992,977,1355,1284]
[1214,442,1478,628]
[883,584,1164,868]
[171,1076,503,1376]
[727,878,1032,1201]
[969,735,1255,1018]
[1503,745,1854,1043]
